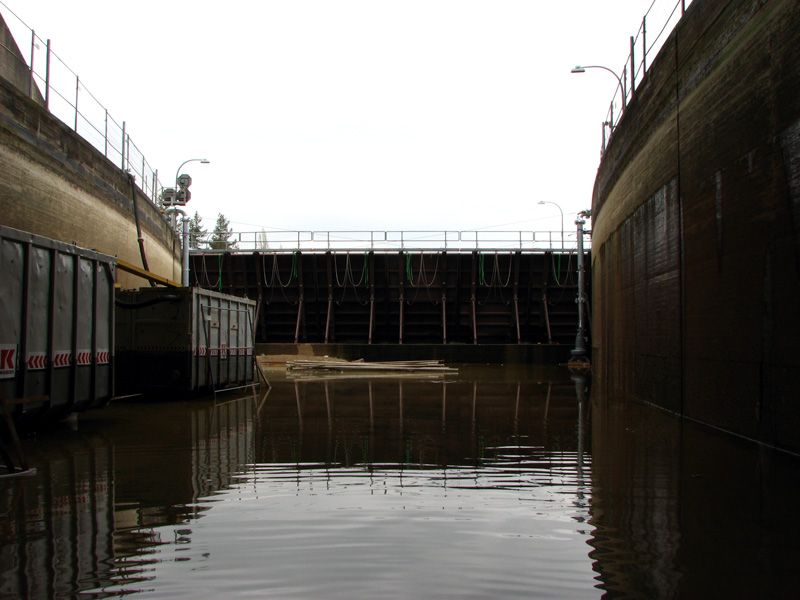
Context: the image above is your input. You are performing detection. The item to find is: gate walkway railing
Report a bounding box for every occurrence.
[191,230,591,253]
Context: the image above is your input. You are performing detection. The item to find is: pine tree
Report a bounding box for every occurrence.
[256,229,269,250]
[209,213,237,250]
[188,212,207,249]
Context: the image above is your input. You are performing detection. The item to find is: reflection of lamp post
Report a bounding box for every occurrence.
[571,65,626,108]
[538,200,564,250]
[161,158,210,287]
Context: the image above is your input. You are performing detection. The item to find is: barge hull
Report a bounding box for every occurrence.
[0,225,115,425]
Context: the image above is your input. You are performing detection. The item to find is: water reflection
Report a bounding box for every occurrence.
[1,368,593,599]
[0,433,113,599]
[1,367,797,598]
[589,385,800,599]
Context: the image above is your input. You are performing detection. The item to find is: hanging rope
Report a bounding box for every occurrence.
[405,253,442,306]
[478,252,514,306]
[334,252,370,306]
[217,254,223,292]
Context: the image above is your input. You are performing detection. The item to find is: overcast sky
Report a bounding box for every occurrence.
[3,0,687,241]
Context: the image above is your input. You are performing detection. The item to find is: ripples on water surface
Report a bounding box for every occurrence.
[1,365,798,599]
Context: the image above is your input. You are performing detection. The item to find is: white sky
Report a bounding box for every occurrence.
[3,1,676,238]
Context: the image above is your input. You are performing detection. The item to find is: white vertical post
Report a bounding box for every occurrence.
[182,216,190,287]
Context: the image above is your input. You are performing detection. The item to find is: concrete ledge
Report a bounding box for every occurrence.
[256,343,575,365]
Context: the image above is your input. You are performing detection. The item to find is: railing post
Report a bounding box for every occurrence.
[621,65,627,106]
[121,121,126,170]
[45,39,51,109]
[29,31,34,99]
[630,36,636,97]
[601,122,607,156]
[642,16,647,74]
[74,76,79,131]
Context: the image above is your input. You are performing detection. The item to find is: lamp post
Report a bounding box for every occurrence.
[538,200,564,251]
[175,158,210,187]
[571,217,590,365]
[162,158,210,287]
[571,65,626,108]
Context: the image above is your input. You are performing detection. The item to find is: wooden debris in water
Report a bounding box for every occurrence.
[286,358,457,373]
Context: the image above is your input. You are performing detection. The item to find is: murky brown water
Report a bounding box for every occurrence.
[0,366,797,599]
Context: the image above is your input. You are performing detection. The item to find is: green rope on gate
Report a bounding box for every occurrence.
[479,252,486,286]
[292,252,298,279]
[552,252,563,286]
[218,253,223,292]
[406,253,414,283]
[364,252,370,288]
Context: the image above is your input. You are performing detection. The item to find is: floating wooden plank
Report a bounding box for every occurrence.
[286,358,457,373]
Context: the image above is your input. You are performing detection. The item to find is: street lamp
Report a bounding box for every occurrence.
[571,65,626,108]
[538,200,564,250]
[162,158,210,222]
[161,158,210,287]
[175,158,210,185]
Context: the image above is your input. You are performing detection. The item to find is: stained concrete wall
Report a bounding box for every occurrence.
[0,48,180,289]
[0,14,45,107]
[592,0,800,453]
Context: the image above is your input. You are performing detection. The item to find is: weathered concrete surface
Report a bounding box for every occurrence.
[0,62,180,288]
[0,14,45,107]
[592,0,800,453]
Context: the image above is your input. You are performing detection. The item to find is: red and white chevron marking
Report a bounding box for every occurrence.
[220,344,228,360]
[0,345,17,379]
[95,350,110,365]
[195,346,207,356]
[76,350,92,365]
[53,351,72,367]
[27,352,47,370]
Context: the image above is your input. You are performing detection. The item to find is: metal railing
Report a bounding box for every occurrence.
[0,3,165,205]
[599,0,693,155]
[190,230,592,253]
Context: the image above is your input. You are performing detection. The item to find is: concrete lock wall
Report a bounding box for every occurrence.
[0,43,180,289]
[591,0,800,453]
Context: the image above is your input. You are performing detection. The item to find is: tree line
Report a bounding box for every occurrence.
[188,212,237,250]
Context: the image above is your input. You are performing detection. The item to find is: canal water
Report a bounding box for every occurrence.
[0,365,797,599]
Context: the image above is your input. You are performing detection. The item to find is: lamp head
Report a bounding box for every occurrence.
[571,66,586,73]
[200,159,210,164]
[538,200,546,205]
